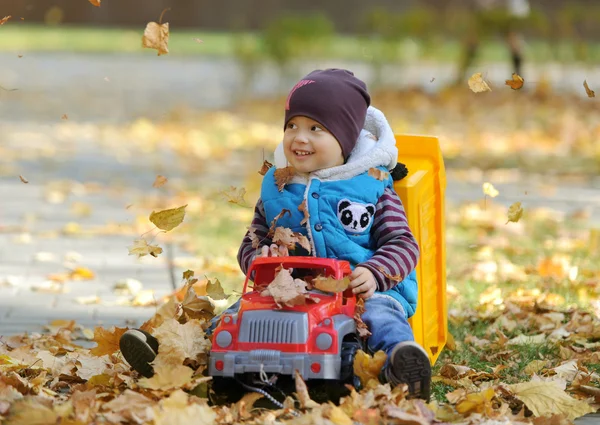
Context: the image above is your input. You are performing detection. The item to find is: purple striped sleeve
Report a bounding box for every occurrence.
[237,198,271,276]
[359,188,420,292]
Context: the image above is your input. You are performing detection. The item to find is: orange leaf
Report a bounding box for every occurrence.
[505,73,524,90]
[90,326,128,356]
[273,166,295,191]
[583,80,595,98]
[19,175,28,184]
[298,200,309,226]
[0,16,11,25]
[89,0,101,6]
[258,160,273,176]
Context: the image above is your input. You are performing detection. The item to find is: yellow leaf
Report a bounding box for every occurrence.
[353,349,386,388]
[368,168,390,181]
[206,277,227,300]
[456,387,495,415]
[505,73,524,90]
[482,182,499,198]
[468,72,492,93]
[294,370,319,408]
[583,80,595,98]
[506,202,524,224]
[4,397,58,425]
[523,360,548,376]
[153,175,168,188]
[89,0,101,6]
[149,204,187,231]
[221,186,248,207]
[328,404,353,425]
[507,380,595,420]
[152,389,216,425]
[152,319,210,368]
[446,332,457,351]
[90,326,128,356]
[128,238,163,258]
[70,266,95,280]
[313,275,350,293]
[139,364,194,390]
[0,16,12,25]
[142,22,169,56]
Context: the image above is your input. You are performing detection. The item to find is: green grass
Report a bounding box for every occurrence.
[3,24,600,64]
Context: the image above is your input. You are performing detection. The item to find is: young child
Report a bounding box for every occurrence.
[120,69,431,400]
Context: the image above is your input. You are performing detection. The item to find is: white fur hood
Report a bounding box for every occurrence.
[274,106,398,182]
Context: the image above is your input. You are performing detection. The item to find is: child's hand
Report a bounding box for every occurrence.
[349,267,377,299]
[260,244,289,257]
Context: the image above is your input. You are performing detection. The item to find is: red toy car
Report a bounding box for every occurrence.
[208,256,363,403]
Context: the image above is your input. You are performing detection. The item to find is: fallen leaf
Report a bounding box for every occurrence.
[90,326,128,356]
[505,73,524,90]
[128,238,164,258]
[0,16,11,25]
[205,277,227,300]
[261,268,308,308]
[506,202,524,224]
[152,318,210,368]
[298,200,310,226]
[153,175,168,188]
[385,405,430,425]
[507,380,595,420]
[313,275,350,293]
[19,175,28,184]
[482,182,499,198]
[583,80,595,98]
[70,267,95,280]
[103,390,155,424]
[273,166,296,191]
[152,389,216,425]
[258,160,273,176]
[221,186,248,207]
[455,387,495,416]
[468,72,492,93]
[368,168,389,181]
[353,349,386,388]
[4,397,58,425]
[149,204,187,231]
[294,370,319,408]
[89,0,101,6]
[139,364,194,390]
[142,22,169,56]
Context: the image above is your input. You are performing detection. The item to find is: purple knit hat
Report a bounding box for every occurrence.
[284,69,371,161]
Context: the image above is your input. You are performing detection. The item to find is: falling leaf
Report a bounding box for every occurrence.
[90,326,128,356]
[368,168,389,181]
[247,226,261,249]
[128,238,163,258]
[353,349,386,388]
[89,0,101,6]
[180,283,215,322]
[273,227,311,254]
[19,175,28,184]
[583,80,595,98]
[153,175,168,188]
[298,200,310,226]
[192,38,204,44]
[0,16,11,25]
[507,380,595,420]
[430,77,435,83]
[506,202,523,224]
[354,298,371,338]
[71,266,95,280]
[61,114,68,120]
[482,182,499,198]
[258,160,273,176]
[221,186,248,207]
[268,208,292,235]
[205,277,227,300]
[149,204,187,231]
[313,275,350,293]
[375,265,403,282]
[294,370,320,408]
[142,22,169,56]
[261,268,309,308]
[505,73,524,90]
[274,166,296,191]
[468,73,492,93]
[17,54,23,58]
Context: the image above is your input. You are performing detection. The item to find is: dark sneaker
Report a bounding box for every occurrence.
[379,341,431,400]
[119,329,159,378]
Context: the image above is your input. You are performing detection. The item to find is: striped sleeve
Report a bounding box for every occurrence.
[237,198,271,276]
[359,188,420,292]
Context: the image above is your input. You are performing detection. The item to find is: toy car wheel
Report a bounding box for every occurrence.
[339,334,363,392]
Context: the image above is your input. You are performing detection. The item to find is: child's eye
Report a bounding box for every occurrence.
[286,123,297,129]
[311,125,323,131]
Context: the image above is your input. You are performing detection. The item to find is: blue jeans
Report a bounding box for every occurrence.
[207,293,414,368]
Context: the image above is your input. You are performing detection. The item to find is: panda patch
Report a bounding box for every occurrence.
[337,199,375,234]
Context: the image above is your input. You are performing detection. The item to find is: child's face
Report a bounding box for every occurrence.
[283,116,344,173]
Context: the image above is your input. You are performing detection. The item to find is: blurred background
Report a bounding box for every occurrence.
[0,0,599,333]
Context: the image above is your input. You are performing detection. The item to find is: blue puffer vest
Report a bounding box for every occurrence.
[261,166,418,317]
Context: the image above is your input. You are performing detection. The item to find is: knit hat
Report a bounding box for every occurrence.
[284,69,371,161]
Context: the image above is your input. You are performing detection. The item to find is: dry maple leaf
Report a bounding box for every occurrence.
[313,275,350,293]
[273,166,296,192]
[294,370,320,408]
[247,226,261,249]
[583,80,595,98]
[258,159,273,176]
[0,16,11,25]
[149,204,187,231]
[180,283,215,322]
[261,268,308,308]
[90,326,128,356]
[128,238,164,258]
[142,22,169,56]
[505,73,524,90]
[368,168,389,181]
[89,0,101,6]
[298,200,310,226]
[482,182,499,198]
[152,318,210,368]
[205,276,227,300]
[153,175,168,188]
[18,175,28,184]
[506,202,523,224]
[103,390,155,424]
[221,186,248,207]
[468,72,492,93]
[272,227,312,254]
[152,389,216,425]
[139,364,194,390]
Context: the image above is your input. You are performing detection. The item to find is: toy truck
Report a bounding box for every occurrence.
[208,134,447,401]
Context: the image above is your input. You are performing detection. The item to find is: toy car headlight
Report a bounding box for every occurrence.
[316,333,333,350]
[215,331,232,348]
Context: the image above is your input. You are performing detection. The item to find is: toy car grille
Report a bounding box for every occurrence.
[238,311,308,344]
